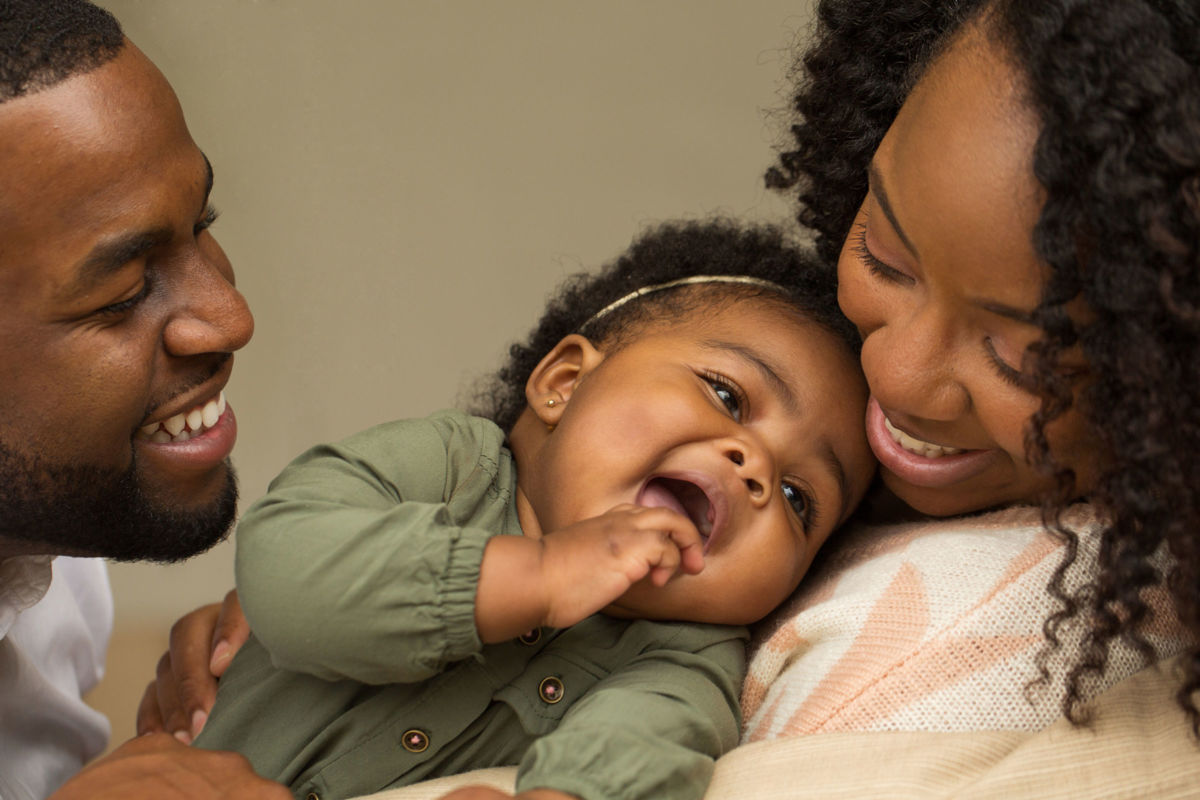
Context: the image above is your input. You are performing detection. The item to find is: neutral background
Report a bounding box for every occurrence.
[88,0,816,744]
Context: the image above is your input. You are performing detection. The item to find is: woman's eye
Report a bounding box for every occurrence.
[851,221,914,286]
[781,482,814,529]
[984,337,1036,392]
[706,376,742,422]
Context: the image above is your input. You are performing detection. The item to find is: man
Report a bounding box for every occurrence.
[0,1,285,797]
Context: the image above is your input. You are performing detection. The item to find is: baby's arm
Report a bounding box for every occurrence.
[236,414,501,684]
[474,505,705,642]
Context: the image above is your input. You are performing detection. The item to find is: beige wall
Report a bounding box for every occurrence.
[91,0,814,735]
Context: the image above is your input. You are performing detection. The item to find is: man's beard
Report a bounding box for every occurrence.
[0,442,238,563]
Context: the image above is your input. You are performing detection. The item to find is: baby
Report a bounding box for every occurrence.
[195,219,876,800]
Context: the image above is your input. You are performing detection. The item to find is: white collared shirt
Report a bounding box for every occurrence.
[0,556,112,800]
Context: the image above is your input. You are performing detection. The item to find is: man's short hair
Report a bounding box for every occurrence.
[0,0,124,102]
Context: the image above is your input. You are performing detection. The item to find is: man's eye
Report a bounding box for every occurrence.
[781,482,814,530]
[96,277,152,317]
[194,204,220,235]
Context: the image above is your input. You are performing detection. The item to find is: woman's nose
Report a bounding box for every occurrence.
[861,306,970,422]
[162,252,255,358]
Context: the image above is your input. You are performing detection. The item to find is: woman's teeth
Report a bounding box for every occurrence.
[883,415,964,458]
[138,392,226,443]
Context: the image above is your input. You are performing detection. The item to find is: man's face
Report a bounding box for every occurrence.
[0,42,254,560]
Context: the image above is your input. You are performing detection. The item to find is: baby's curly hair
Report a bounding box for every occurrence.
[769,0,1200,730]
[472,218,859,435]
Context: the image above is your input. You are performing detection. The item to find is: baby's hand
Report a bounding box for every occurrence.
[537,505,704,629]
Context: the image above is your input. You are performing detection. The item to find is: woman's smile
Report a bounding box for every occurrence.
[865,398,999,490]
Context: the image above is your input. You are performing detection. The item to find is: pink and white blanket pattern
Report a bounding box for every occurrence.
[741,504,1192,740]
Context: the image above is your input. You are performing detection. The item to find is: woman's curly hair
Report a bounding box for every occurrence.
[471,218,859,434]
[769,0,1200,730]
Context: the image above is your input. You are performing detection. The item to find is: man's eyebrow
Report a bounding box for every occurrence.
[202,153,214,203]
[63,155,215,301]
[66,228,173,300]
[703,339,800,416]
[867,160,919,258]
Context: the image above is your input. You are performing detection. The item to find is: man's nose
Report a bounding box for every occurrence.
[162,254,254,358]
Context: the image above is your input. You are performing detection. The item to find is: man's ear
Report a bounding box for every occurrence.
[525,334,605,427]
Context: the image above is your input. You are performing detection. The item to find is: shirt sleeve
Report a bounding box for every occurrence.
[515,626,746,800]
[235,414,502,685]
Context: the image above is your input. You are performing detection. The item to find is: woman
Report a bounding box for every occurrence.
[748,0,1198,734]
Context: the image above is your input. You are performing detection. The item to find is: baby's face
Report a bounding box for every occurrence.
[525,299,876,625]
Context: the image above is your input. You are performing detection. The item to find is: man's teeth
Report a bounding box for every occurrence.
[883,415,964,458]
[139,392,226,443]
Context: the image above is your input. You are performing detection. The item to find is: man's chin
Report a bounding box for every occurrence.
[101,471,240,563]
[0,444,239,563]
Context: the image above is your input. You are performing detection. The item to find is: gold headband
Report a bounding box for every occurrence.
[579,275,788,332]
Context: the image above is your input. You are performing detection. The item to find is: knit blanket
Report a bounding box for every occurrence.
[741,504,1192,739]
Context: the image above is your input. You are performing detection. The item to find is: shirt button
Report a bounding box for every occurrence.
[518,628,541,645]
[401,728,430,753]
[538,676,564,704]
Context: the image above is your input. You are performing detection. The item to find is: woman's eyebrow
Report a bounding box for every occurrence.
[867,160,920,258]
[975,298,1037,326]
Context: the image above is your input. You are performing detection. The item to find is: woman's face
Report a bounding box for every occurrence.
[836,27,1095,517]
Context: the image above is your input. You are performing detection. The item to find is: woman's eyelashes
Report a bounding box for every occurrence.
[851,220,914,286]
[984,337,1036,392]
[703,371,746,422]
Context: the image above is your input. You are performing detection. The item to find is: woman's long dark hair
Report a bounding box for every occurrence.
[769,0,1200,730]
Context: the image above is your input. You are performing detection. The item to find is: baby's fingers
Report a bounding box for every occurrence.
[646,511,704,576]
[647,531,682,586]
[673,530,705,575]
[627,507,703,582]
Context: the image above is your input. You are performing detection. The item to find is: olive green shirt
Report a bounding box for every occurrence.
[196,410,747,800]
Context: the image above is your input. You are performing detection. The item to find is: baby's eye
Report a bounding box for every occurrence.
[781,482,813,529]
[706,376,742,422]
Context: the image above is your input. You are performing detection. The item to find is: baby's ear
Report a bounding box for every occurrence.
[525,334,604,427]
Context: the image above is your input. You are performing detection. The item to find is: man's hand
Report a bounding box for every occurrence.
[475,505,704,641]
[136,590,250,743]
[49,733,290,800]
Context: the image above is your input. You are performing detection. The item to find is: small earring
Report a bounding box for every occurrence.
[545,398,558,408]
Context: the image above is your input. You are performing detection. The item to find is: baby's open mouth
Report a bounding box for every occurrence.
[637,477,715,545]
